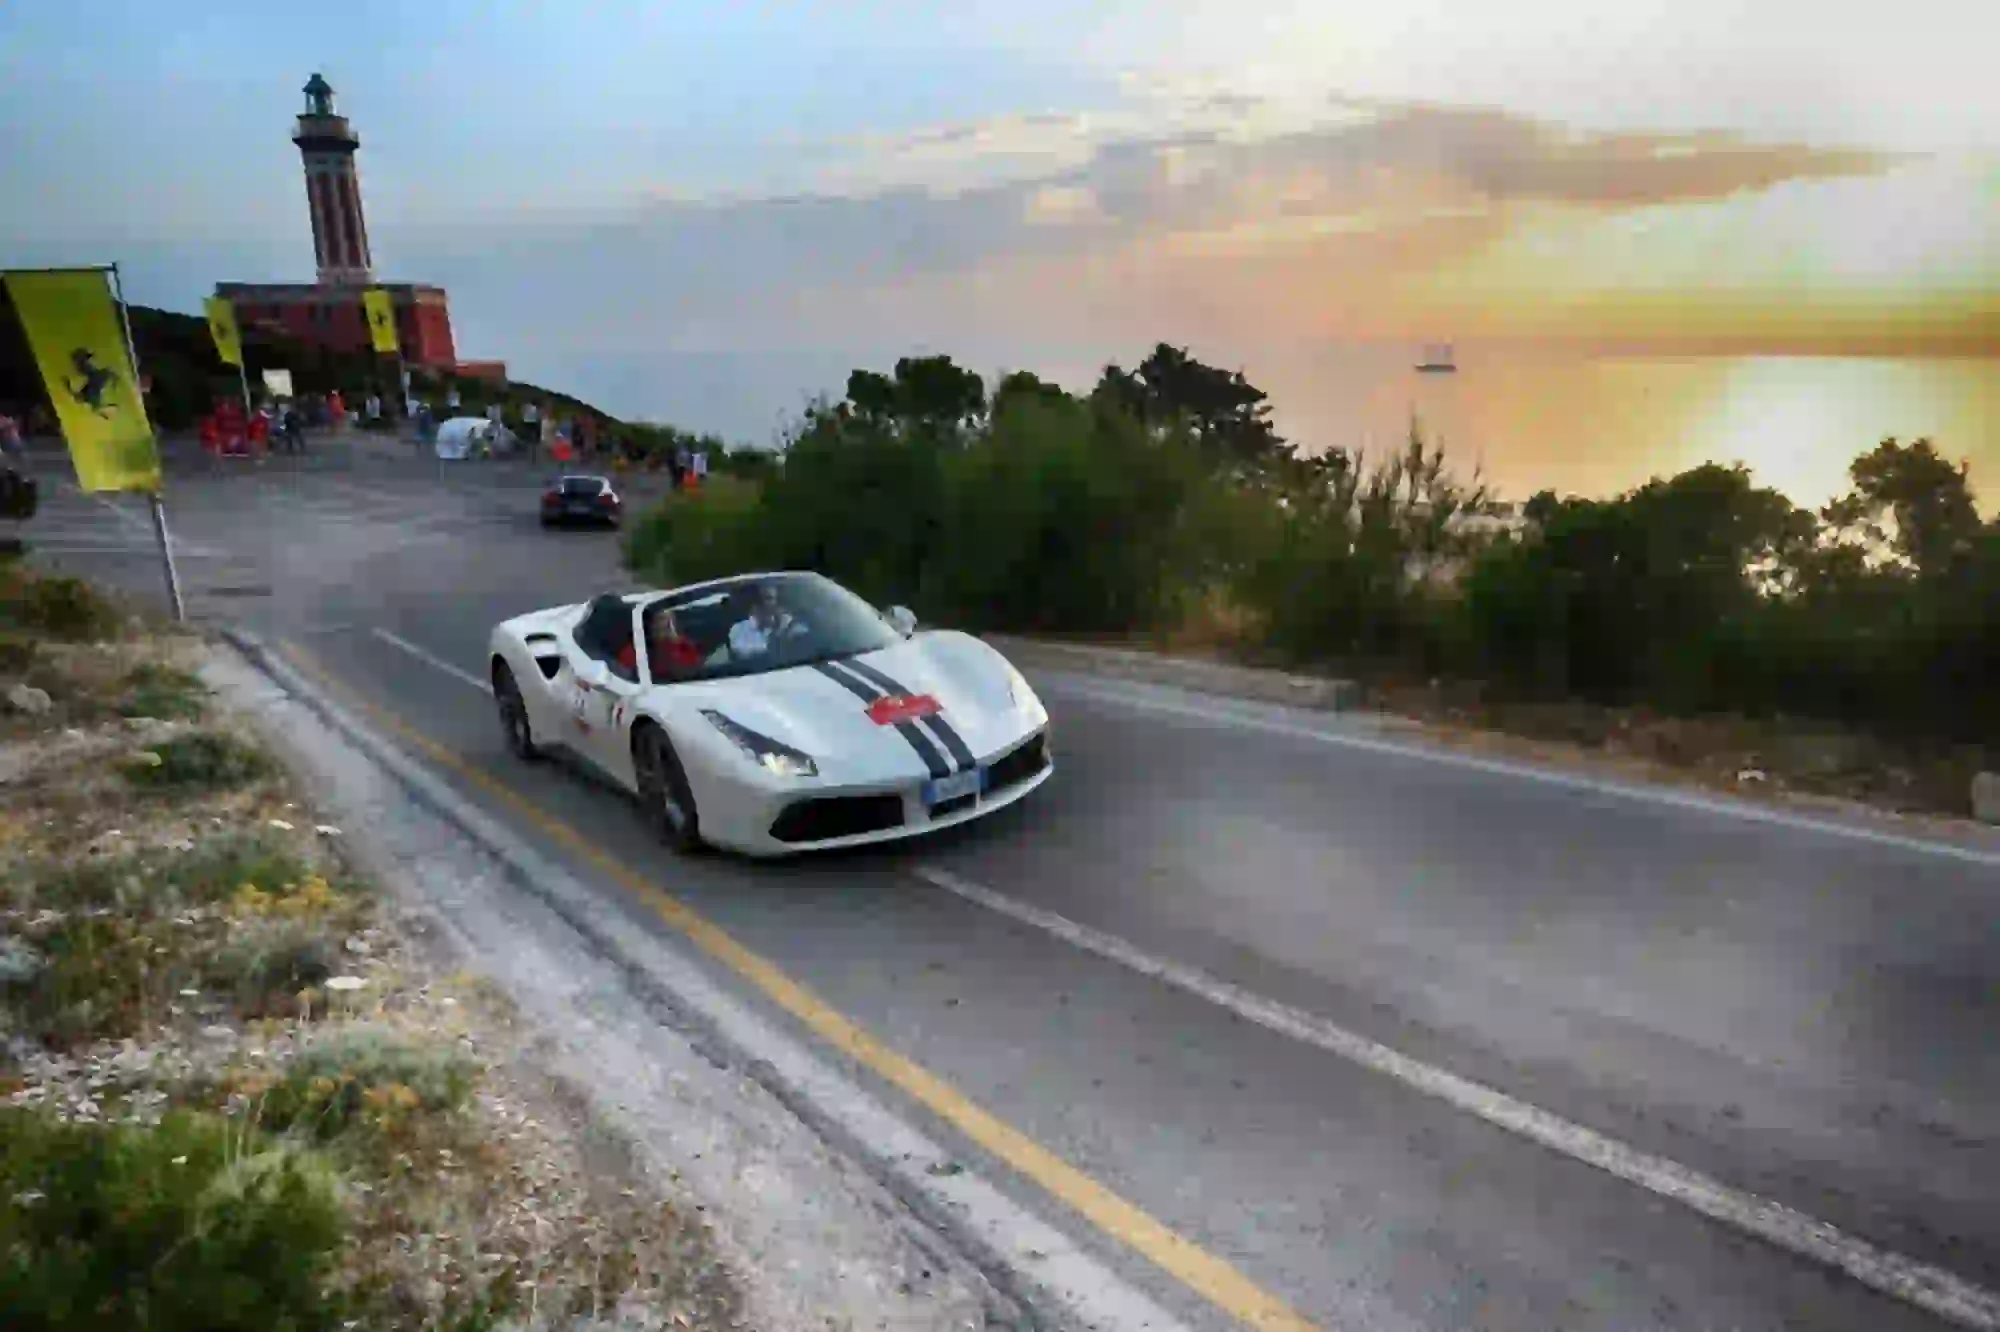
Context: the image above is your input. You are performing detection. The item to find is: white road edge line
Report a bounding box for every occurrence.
[1039,675,2000,869]
[372,627,494,695]
[912,863,2000,1332]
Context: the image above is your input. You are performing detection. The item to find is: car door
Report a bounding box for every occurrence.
[558,597,645,788]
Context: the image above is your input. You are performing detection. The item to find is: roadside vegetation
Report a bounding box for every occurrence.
[1,561,739,1330]
[624,347,1998,815]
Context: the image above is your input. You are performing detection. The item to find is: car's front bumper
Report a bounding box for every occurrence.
[697,726,1053,857]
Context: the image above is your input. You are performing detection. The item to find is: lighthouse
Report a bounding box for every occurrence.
[293,73,372,285]
[214,75,495,378]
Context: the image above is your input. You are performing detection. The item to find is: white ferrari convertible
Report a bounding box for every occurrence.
[486,571,1053,856]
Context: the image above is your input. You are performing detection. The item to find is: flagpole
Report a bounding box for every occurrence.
[108,262,185,622]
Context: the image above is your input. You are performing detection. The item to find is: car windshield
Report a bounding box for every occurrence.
[558,477,603,496]
[639,573,902,683]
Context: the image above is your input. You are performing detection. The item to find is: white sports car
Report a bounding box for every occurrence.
[486,571,1053,856]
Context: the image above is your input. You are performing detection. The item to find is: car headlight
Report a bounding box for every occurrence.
[702,709,817,778]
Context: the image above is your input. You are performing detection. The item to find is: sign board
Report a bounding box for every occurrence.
[261,368,294,398]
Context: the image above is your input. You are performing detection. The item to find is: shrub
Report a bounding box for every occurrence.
[207,917,341,1019]
[21,835,318,914]
[0,1108,346,1332]
[123,731,272,790]
[924,393,1199,633]
[0,571,122,641]
[117,661,209,721]
[4,911,175,1046]
[621,474,772,589]
[257,1029,477,1143]
[0,629,35,675]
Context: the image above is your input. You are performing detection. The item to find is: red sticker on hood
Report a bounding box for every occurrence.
[867,693,941,726]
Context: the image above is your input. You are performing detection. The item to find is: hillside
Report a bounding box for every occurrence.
[0,292,618,433]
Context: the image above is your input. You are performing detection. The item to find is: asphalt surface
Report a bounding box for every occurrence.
[18,436,1999,1332]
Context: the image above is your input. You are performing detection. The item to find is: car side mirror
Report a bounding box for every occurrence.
[577,658,610,688]
[885,605,917,637]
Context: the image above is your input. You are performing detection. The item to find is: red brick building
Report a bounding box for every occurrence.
[215,74,493,376]
[214,280,457,368]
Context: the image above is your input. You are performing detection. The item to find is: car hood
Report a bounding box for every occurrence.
[656,630,1039,781]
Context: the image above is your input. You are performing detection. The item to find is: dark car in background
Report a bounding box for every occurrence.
[540,475,622,529]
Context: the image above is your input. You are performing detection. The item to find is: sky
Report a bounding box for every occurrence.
[3,1,1997,496]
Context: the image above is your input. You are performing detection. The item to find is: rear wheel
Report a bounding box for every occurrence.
[633,723,703,853]
[493,662,540,761]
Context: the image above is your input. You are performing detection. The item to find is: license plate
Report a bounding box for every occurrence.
[567,502,594,514]
[923,768,983,805]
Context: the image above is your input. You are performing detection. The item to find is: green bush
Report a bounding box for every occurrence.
[21,834,316,914]
[124,731,272,790]
[4,911,176,1046]
[924,392,1199,632]
[117,661,209,721]
[0,571,121,641]
[258,1029,477,1143]
[207,917,342,1020]
[0,629,36,675]
[623,474,772,589]
[616,355,1997,754]
[0,1108,346,1332]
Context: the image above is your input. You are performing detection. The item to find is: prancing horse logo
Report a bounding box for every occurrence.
[65,349,119,417]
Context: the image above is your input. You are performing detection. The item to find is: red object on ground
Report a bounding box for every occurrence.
[866,694,942,726]
[199,417,220,453]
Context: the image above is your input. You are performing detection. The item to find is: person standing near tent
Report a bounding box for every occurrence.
[522,400,540,462]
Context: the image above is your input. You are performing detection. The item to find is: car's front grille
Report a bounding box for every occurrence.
[984,732,1049,792]
[770,793,905,843]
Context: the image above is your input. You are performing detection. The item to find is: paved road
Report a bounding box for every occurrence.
[21,445,2000,1331]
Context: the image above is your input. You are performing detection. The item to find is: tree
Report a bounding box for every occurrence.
[991,370,1069,415]
[1095,344,1292,469]
[1821,437,1980,578]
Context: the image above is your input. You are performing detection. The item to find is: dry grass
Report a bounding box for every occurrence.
[1361,677,1989,819]
[1,586,741,1330]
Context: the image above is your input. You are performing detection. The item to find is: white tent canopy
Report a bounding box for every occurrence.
[433,416,513,460]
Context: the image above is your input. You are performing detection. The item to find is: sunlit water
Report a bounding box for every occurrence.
[1259,348,2000,512]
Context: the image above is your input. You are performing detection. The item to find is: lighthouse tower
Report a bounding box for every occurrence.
[292,73,372,285]
[215,75,484,377]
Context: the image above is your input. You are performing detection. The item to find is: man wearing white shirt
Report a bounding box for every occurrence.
[726,582,798,659]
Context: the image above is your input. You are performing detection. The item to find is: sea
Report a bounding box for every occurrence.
[1256,347,2000,514]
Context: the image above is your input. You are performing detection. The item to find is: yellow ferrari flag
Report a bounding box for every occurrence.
[203,296,243,367]
[3,269,160,493]
[362,288,399,354]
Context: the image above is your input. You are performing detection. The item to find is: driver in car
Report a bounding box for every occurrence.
[726,581,799,658]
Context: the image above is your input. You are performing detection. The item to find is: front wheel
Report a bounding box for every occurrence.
[633,724,703,853]
[493,662,541,761]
